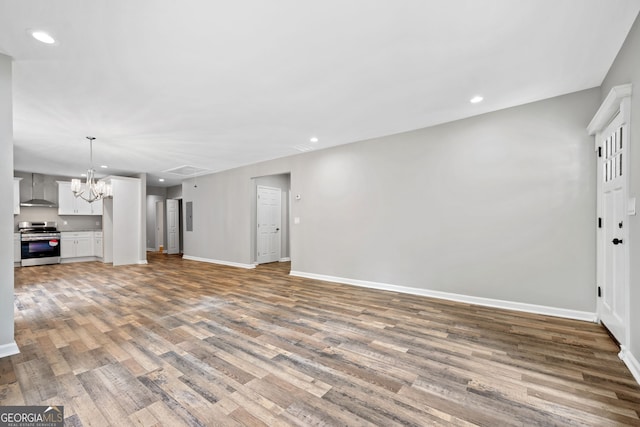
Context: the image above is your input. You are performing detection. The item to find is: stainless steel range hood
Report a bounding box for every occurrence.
[20,173,58,208]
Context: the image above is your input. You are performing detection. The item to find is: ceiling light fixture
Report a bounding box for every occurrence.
[159,178,165,182]
[31,30,56,44]
[470,95,484,104]
[70,136,112,203]
[100,165,108,169]
[310,137,319,143]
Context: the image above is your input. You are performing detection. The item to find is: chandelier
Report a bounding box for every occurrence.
[70,136,112,203]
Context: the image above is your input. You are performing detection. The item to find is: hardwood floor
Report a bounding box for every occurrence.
[1,253,639,426]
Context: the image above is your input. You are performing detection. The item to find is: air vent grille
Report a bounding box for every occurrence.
[163,165,210,176]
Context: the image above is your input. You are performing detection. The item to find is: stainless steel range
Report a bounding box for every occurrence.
[19,221,61,266]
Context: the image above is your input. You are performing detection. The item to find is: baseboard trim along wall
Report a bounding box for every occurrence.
[279,257,291,262]
[619,347,640,385]
[0,341,20,359]
[289,270,598,323]
[183,255,256,269]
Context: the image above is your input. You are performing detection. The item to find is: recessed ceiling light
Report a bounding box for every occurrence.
[80,173,87,177]
[470,95,484,104]
[309,137,319,143]
[31,30,56,44]
[100,165,108,169]
[159,178,165,182]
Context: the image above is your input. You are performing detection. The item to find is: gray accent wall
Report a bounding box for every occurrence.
[167,185,182,199]
[0,54,15,354]
[183,88,600,312]
[601,13,640,372]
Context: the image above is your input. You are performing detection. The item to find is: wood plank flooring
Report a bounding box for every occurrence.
[1,253,639,426]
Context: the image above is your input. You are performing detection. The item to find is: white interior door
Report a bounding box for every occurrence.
[257,186,282,264]
[166,199,179,255]
[597,112,628,346]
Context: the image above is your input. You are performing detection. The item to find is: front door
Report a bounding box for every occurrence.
[257,186,281,264]
[598,112,628,345]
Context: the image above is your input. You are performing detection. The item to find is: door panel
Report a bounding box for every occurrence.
[167,199,179,255]
[257,186,282,264]
[598,114,627,345]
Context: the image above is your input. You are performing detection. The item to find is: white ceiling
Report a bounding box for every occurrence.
[1,0,639,187]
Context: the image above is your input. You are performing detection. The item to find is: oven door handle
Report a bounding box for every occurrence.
[21,235,61,242]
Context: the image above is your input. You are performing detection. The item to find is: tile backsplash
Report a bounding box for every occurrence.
[16,207,101,232]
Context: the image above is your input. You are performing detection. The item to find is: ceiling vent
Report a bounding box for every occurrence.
[293,145,315,153]
[163,165,211,177]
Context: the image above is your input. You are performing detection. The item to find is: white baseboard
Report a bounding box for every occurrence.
[0,341,20,359]
[138,259,148,265]
[279,257,291,262]
[146,247,155,252]
[183,255,255,269]
[61,256,100,264]
[619,346,640,385]
[289,270,597,323]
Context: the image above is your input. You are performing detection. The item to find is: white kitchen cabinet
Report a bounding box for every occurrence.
[93,232,103,258]
[92,198,103,215]
[61,232,93,259]
[57,181,103,215]
[14,178,22,215]
[14,233,20,263]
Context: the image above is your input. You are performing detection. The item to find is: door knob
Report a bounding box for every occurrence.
[612,238,623,245]
[276,228,280,231]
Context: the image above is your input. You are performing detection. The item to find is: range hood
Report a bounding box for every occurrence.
[20,173,58,208]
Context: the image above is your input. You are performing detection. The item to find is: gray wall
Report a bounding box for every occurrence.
[134,173,147,263]
[167,185,182,199]
[601,13,640,370]
[0,54,15,354]
[183,88,599,312]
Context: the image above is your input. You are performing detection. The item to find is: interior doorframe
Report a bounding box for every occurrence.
[588,83,632,355]
[251,174,291,265]
[155,200,165,252]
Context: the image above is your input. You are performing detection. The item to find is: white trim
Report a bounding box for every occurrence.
[279,257,291,262]
[619,346,640,385]
[61,256,99,264]
[588,84,632,135]
[146,247,155,252]
[290,271,597,322]
[183,255,256,269]
[138,259,148,265]
[0,341,20,358]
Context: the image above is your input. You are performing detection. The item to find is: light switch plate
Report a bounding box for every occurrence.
[294,217,300,224]
[628,197,636,215]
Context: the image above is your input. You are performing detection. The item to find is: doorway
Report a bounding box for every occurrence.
[256,186,282,264]
[166,199,180,254]
[155,200,164,252]
[252,173,291,265]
